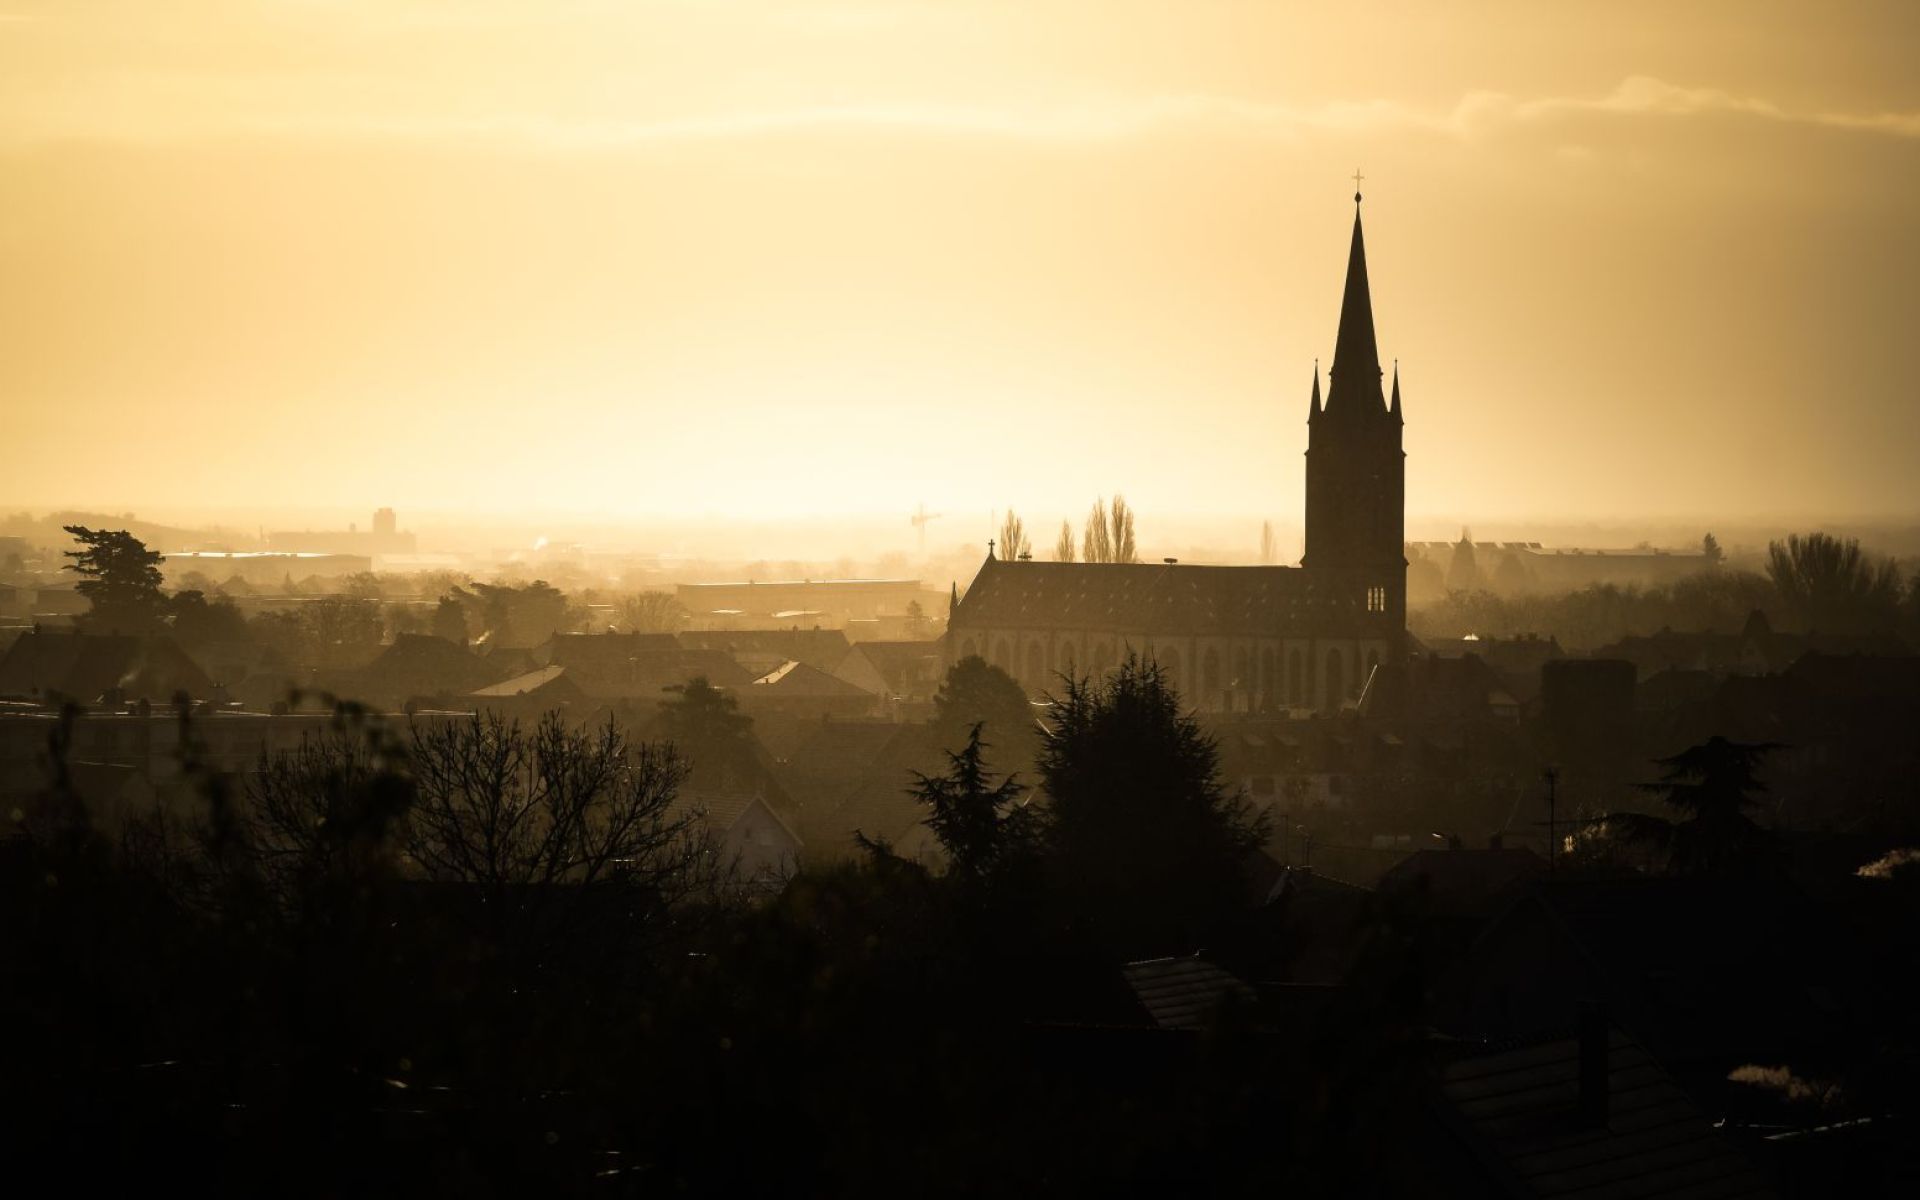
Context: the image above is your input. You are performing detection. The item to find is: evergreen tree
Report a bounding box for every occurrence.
[62,525,166,634]
[911,723,1036,881]
[932,656,1035,772]
[1039,654,1266,954]
[1595,736,1780,876]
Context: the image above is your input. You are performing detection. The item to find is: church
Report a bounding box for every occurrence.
[947,194,1406,715]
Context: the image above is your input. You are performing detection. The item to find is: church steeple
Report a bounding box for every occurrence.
[1390,360,1402,421]
[1308,360,1322,422]
[1325,198,1385,416]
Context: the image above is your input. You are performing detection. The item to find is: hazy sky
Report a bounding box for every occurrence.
[3,1,1917,529]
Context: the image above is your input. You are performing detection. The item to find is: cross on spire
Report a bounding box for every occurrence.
[1352,168,1365,203]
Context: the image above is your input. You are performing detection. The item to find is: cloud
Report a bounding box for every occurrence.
[7,74,1918,148]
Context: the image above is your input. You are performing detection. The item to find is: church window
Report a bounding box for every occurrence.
[1366,585,1387,613]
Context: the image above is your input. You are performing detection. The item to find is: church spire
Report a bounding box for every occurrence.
[1325,196,1384,415]
[1390,360,1402,421]
[1308,359,1322,422]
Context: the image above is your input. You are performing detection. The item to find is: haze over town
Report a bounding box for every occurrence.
[4,3,1919,1196]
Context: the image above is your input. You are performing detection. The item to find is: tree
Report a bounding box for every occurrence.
[1259,521,1277,565]
[622,590,688,634]
[911,723,1037,882]
[471,579,573,647]
[1766,532,1902,633]
[1039,655,1266,953]
[406,712,713,946]
[1590,736,1780,877]
[341,571,385,601]
[1702,531,1724,566]
[431,595,469,644]
[63,526,166,634]
[1082,499,1112,564]
[932,656,1035,771]
[167,590,249,647]
[658,676,756,789]
[997,510,1030,561]
[301,596,384,669]
[1107,495,1137,564]
[1054,521,1075,563]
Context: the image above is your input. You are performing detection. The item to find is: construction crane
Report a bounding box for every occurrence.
[910,503,943,560]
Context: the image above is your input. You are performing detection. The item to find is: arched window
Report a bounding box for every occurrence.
[992,638,1013,672]
[1158,648,1182,693]
[1232,648,1250,692]
[1287,650,1304,704]
[1260,649,1278,710]
[1202,648,1222,702]
[1024,642,1046,691]
[1325,648,1345,709]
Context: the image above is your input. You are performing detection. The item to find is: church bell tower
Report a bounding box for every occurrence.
[1303,191,1406,645]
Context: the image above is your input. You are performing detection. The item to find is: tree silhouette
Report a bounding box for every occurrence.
[62,525,166,634]
[1054,520,1075,563]
[1107,495,1137,564]
[911,722,1037,881]
[658,675,756,788]
[1039,654,1266,953]
[1081,499,1112,563]
[933,655,1035,772]
[997,510,1030,561]
[622,590,688,633]
[1702,531,1724,566]
[1766,532,1902,633]
[1594,736,1780,876]
[431,594,469,643]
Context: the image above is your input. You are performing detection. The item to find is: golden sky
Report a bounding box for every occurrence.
[3,1,1917,527]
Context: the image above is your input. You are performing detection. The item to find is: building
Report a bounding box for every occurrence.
[265,507,418,558]
[676,578,934,631]
[948,196,1406,714]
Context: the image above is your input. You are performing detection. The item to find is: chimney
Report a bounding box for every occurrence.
[1578,999,1610,1127]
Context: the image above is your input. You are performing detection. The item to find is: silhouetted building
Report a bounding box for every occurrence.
[265,507,418,558]
[949,197,1406,713]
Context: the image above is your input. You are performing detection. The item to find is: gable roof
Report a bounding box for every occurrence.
[1439,1026,1777,1198]
[951,557,1323,637]
[361,633,502,698]
[678,628,851,670]
[469,664,585,700]
[0,629,214,703]
[1121,956,1257,1030]
[749,659,875,699]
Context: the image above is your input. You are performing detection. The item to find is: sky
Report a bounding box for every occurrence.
[2,0,1917,534]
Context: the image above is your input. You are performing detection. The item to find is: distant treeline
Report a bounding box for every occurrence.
[1412,533,1918,650]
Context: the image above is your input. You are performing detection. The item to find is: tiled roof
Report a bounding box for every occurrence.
[0,629,214,702]
[469,664,575,698]
[952,557,1351,637]
[1441,1027,1777,1198]
[1120,956,1257,1030]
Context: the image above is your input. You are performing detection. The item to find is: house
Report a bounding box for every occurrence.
[773,719,947,862]
[353,633,503,706]
[739,660,877,720]
[1121,955,1258,1031]
[0,628,214,704]
[469,665,588,711]
[1436,1012,1778,1197]
[831,638,946,707]
[669,789,802,889]
[677,628,853,672]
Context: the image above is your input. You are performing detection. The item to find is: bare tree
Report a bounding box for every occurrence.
[1108,495,1137,565]
[997,510,1030,561]
[1054,521,1075,563]
[1082,499,1113,564]
[406,711,712,894]
[622,590,689,634]
[1766,532,1902,633]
